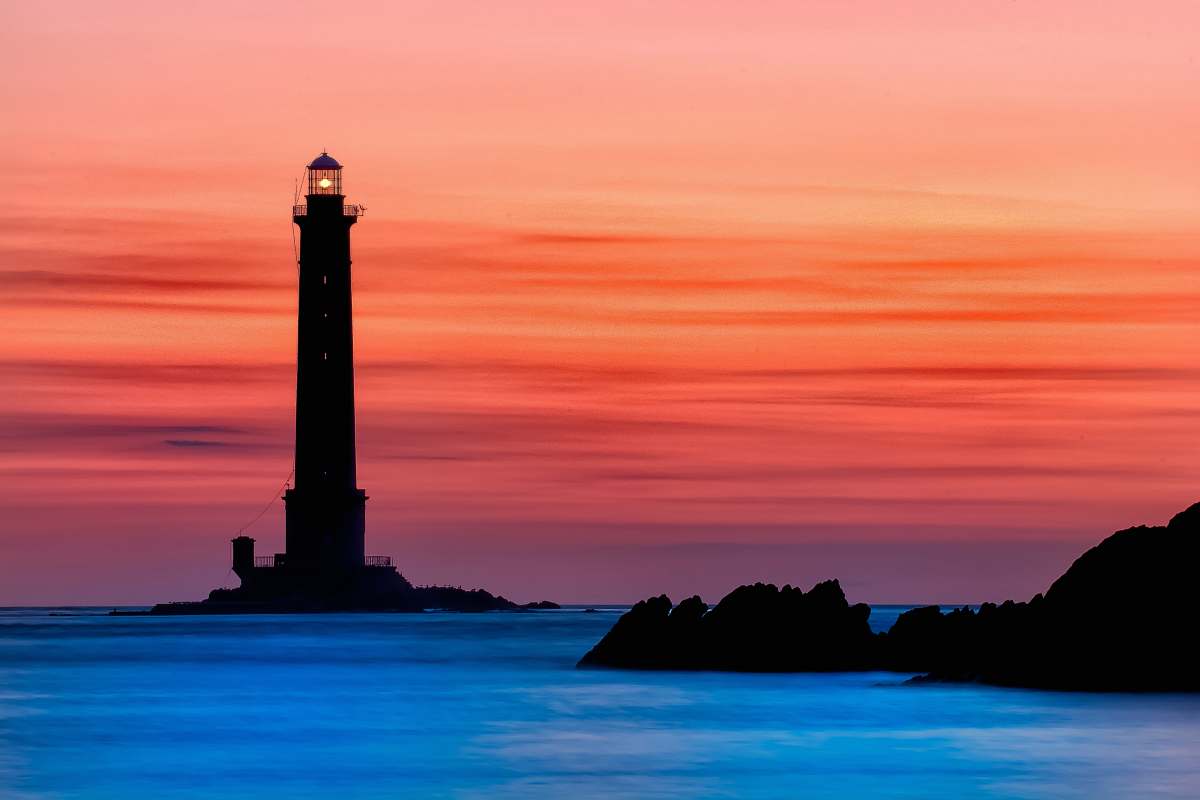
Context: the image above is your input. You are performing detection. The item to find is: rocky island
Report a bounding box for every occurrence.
[147,571,555,614]
[579,501,1200,692]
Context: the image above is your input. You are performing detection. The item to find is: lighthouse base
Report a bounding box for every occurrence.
[141,563,553,615]
[132,534,557,615]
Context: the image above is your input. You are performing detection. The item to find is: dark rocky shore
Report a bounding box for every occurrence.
[579,501,1200,691]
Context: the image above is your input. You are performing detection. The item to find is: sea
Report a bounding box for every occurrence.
[1,606,1198,799]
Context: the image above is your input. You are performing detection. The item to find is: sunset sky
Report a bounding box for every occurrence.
[1,1,1198,604]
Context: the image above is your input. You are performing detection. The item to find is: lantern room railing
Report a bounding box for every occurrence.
[292,204,365,218]
[251,554,392,569]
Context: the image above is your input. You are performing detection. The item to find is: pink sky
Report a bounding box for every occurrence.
[1,1,1198,604]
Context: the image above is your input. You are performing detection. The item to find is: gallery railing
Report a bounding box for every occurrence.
[292,204,365,217]
[251,555,392,568]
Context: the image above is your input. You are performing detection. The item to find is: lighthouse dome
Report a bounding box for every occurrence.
[309,152,341,169]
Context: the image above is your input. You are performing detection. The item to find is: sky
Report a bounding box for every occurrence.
[1,1,1198,605]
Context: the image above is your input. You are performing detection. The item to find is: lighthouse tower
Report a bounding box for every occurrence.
[147,152,544,612]
[283,152,367,570]
[228,151,402,598]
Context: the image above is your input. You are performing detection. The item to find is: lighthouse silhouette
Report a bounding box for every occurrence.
[221,152,405,605]
[141,153,551,613]
[284,152,367,569]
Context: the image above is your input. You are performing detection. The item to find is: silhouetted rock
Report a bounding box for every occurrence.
[520,600,562,610]
[902,502,1200,690]
[580,502,1200,691]
[578,594,676,669]
[882,598,1041,684]
[578,580,876,671]
[409,585,519,612]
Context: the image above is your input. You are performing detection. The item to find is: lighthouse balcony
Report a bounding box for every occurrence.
[292,203,365,218]
[251,554,393,569]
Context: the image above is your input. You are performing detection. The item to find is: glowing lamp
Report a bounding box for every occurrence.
[306,152,343,195]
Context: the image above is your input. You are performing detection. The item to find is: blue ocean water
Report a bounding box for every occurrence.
[1,607,1198,799]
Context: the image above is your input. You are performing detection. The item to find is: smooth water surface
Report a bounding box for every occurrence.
[1,607,1198,799]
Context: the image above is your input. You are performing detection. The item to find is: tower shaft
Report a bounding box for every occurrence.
[283,192,365,569]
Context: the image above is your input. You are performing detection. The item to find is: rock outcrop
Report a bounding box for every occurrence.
[579,502,1200,691]
[578,579,876,671]
[887,501,1200,690]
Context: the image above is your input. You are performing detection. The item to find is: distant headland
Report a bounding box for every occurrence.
[579,501,1200,692]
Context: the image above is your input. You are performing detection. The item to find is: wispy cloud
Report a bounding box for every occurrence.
[3,269,282,293]
[163,438,234,448]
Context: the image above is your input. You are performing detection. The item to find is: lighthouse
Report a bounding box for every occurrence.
[144,153,550,613]
[228,152,392,589]
[283,152,367,570]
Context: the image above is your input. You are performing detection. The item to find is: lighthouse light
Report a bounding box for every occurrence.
[306,154,342,195]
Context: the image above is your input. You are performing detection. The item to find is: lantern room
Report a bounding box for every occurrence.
[307,151,343,196]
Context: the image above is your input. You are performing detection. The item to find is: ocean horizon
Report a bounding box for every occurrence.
[3,607,1198,799]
